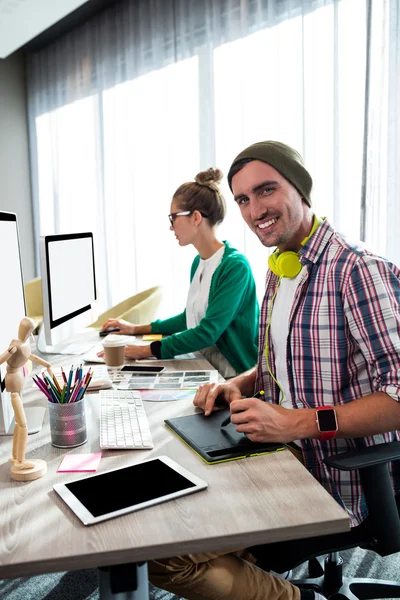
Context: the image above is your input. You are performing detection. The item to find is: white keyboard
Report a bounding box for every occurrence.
[99,390,153,450]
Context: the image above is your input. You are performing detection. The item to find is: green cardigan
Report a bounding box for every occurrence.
[150,241,259,373]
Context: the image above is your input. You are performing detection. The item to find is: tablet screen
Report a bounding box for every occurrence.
[54,456,207,525]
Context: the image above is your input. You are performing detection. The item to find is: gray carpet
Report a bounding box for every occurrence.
[0,548,399,599]
[0,575,179,600]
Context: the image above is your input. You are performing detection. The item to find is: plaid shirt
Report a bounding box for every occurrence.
[255,218,400,526]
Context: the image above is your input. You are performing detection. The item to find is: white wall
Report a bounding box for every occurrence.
[0,51,35,282]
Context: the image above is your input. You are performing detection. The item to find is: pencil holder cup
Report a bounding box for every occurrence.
[48,399,88,448]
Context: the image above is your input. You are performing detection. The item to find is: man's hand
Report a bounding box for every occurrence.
[101,318,135,335]
[231,399,300,443]
[193,383,243,416]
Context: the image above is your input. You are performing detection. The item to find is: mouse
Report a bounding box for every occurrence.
[99,327,120,337]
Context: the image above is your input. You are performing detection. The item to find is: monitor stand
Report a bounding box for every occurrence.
[36,326,99,356]
[0,406,46,436]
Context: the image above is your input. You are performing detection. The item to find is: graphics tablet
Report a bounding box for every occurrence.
[165,410,285,464]
[53,455,208,525]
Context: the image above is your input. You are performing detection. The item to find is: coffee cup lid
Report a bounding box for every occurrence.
[102,336,126,348]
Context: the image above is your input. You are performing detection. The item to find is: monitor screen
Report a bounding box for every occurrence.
[39,233,97,353]
[0,212,26,433]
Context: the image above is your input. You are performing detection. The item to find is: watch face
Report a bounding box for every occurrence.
[317,409,337,432]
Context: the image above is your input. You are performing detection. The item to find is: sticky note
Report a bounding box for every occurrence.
[142,334,163,341]
[58,453,102,472]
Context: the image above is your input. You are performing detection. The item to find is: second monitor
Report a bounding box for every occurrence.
[0,211,45,435]
[37,232,98,354]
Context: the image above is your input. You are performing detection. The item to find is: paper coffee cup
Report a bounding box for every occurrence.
[102,337,126,367]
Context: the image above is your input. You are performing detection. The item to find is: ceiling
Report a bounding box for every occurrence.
[0,0,95,58]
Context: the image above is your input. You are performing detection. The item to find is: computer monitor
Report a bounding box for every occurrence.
[0,211,45,435]
[37,232,97,354]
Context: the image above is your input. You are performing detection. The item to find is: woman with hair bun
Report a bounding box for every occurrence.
[101,168,259,377]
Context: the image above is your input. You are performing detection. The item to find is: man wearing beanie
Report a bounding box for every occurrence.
[149,141,400,600]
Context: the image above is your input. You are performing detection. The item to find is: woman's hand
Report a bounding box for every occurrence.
[97,343,154,360]
[101,318,136,335]
[193,382,243,416]
[124,344,154,360]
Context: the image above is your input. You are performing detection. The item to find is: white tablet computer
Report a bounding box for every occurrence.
[53,455,208,526]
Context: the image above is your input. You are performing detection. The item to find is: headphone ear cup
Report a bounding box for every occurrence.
[268,251,281,277]
[276,251,302,278]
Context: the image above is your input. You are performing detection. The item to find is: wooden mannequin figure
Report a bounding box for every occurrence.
[0,317,52,481]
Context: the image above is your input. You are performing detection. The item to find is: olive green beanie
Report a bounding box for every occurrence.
[227,141,313,207]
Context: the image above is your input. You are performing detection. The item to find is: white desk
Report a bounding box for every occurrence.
[0,352,350,589]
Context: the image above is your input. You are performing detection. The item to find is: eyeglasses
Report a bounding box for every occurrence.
[168,210,209,227]
[168,211,192,227]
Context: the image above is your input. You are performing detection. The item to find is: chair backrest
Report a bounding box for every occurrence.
[120,287,163,324]
[89,286,163,329]
[24,277,43,322]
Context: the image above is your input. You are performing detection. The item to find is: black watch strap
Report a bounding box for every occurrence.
[150,340,162,359]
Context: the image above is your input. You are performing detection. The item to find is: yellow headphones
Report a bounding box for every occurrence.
[265,215,323,404]
[268,216,322,278]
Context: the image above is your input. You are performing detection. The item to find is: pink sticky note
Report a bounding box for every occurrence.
[58,453,102,472]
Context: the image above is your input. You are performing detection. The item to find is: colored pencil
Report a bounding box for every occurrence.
[52,372,62,394]
[43,374,61,402]
[65,366,73,402]
[32,376,52,401]
[60,367,68,385]
[83,371,94,394]
[46,381,59,403]
[70,378,84,403]
[60,384,67,403]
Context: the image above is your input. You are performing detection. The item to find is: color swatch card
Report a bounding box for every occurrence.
[117,370,219,391]
[141,389,197,402]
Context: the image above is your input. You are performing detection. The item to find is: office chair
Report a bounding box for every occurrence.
[254,442,400,600]
[89,286,162,329]
[24,277,43,332]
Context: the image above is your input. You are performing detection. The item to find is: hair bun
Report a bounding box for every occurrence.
[195,168,223,186]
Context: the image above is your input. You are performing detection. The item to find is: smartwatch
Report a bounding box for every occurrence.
[315,407,338,441]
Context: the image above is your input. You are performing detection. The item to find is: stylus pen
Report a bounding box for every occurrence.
[220,390,265,428]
